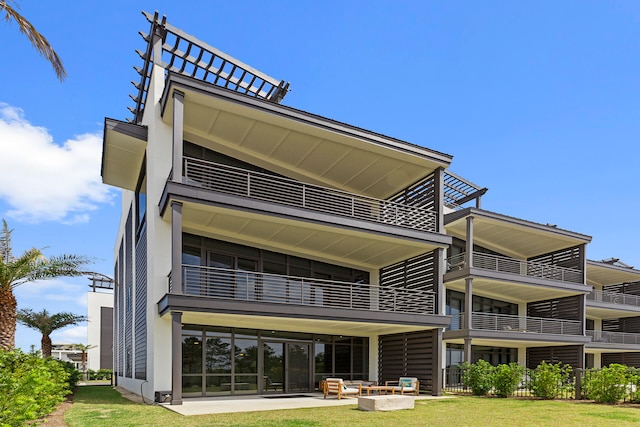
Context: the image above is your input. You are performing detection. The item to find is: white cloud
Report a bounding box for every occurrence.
[15,278,88,308]
[0,103,114,223]
[51,325,87,345]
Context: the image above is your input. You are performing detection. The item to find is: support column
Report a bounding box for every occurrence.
[170,201,183,294]
[433,248,445,315]
[171,311,183,405]
[465,216,474,268]
[432,328,443,396]
[464,278,473,330]
[433,167,445,233]
[464,338,472,364]
[172,90,185,183]
[578,294,586,336]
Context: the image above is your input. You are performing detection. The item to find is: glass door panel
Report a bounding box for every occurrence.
[263,342,284,393]
[287,343,310,392]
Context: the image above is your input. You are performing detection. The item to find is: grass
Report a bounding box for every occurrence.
[65,387,640,427]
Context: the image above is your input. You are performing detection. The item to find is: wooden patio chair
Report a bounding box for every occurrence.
[323,378,361,399]
[385,377,420,395]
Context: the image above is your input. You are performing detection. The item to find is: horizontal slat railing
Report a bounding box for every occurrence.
[446,252,583,284]
[587,330,640,345]
[172,265,435,315]
[184,157,437,232]
[448,312,582,335]
[586,290,640,308]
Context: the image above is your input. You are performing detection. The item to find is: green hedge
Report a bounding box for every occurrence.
[0,349,78,427]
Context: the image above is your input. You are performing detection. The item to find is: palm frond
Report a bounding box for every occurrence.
[0,0,67,81]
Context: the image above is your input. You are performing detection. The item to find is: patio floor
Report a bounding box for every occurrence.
[157,393,453,416]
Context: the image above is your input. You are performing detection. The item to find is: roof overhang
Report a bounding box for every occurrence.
[445,208,592,259]
[102,118,147,191]
[160,72,452,200]
[158,295,450,336]
[160,182,451,270]
[586,260,640,287]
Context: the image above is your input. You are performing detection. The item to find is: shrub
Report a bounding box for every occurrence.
[55,359,82,387]
[493,363,524,398]
[530,361,573,399]
[584,364,638,404]
[462,360,494,396]
[0,349,72,426]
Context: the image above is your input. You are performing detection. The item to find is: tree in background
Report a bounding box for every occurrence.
[0,0,67,81]
[74,343,95,380]
[0,219,90,350]
[17,308,87,358]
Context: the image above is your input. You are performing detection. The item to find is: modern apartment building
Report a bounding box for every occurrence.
[102,12,640,404]
[102,12,456,404]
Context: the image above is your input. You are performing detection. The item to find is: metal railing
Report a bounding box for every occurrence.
[446,252,583,284]
[587,290,640,308]
[449,312,583,335]
[587,330,640,345]
[171,265,435,315]
[183,157,438,232]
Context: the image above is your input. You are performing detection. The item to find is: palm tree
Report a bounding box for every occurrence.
[0,219,90,351]
[0,0,67,81]
[16,308,87,358]
[74,343,95,380]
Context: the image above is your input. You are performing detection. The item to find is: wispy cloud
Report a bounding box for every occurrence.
[15,278,88,308]
[0,103,114,224]
[51,325,87,345]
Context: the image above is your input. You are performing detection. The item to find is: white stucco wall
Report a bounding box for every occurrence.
[87,290,114,371]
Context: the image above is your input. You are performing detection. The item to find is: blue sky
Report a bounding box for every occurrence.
[1,1,639,350]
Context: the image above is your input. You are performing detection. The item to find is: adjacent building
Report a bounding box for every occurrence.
[101,12,640,404]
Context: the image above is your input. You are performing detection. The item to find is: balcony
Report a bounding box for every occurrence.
[183,157,438,232]
[587,330,640,345]
[449,312,583,335]
[587,290,640,308]
[447,252,583,284]
[169,265,436,315]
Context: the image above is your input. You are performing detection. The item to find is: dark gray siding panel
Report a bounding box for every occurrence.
[527,295,581,322]
[378,330,436,392]
[602,353,640,368]
[125,209,133,378]
[526,345,583,369]
[134,227,147,380]
[100,307,114,369]
[117,242,125,376]
[380,252,437,314]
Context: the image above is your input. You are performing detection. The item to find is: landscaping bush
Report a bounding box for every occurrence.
[530,361,573,399]
[0,349,73,426]
[462,359,494,396]
[55,359,82,387]
[493,363,524,398]
[583,364,638,404]
[87,368,112,380]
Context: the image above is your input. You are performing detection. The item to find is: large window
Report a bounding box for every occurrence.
[182,326,368,397]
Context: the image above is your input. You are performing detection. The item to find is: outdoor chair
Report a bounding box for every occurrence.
[385,377,420,395]
[323,378,362,399]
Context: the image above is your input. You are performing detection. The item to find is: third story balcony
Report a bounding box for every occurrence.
[182,157,438,232]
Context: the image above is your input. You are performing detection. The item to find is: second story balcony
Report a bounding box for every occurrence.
[183,157,438,233]
[446,252,583,285]
[168,265,436,316]
[448,312,583,336]
[587,330,640,346]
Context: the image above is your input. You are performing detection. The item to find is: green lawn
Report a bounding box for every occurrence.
[65,386,640,427]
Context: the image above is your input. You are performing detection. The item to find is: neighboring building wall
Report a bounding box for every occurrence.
[87,291,114,371]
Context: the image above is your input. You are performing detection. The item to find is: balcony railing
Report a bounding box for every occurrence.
[586,290,640,308]
[183,157,438,232]
[587,330,640,345]
[170,265,435,315]
[446,252,583,284]
[449,312,583,335]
